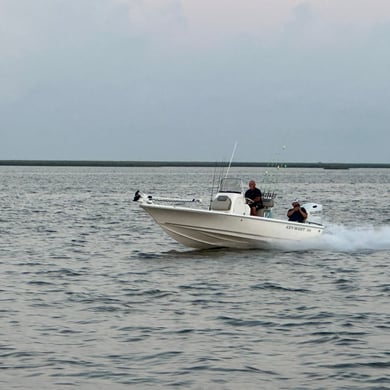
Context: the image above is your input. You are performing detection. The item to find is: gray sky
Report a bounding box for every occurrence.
[1,0,390,163]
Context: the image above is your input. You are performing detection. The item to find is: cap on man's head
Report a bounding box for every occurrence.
[292,199,300,205]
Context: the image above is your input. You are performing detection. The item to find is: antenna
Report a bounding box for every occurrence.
[225,141,237,178]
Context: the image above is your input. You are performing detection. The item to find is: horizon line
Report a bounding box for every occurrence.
[0,160,389,168]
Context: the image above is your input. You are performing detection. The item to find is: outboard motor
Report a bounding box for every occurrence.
[302,202,323,224]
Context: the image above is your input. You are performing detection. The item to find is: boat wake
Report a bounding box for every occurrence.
[286,223,390,252]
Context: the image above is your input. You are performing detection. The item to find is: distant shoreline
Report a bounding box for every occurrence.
[0,160,389,169]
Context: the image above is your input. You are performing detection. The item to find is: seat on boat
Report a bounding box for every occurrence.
[255,198,275,217]
[262,198,274,208]
[210,195,232,211]
[256,209,265,217]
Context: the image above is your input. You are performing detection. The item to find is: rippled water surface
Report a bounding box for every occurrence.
[1,166,389,389]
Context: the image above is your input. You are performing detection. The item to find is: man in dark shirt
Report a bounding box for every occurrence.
[245,180,263,216]
[287,200,308,222]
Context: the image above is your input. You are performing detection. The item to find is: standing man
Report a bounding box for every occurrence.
[245,180,264,216]
[287,200,308,222]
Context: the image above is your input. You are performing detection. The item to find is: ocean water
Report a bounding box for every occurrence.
[0,166,389,389]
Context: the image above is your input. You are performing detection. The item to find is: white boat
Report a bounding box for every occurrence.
[134,177,324,250]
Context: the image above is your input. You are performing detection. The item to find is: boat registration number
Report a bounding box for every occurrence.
[286,225,310,232]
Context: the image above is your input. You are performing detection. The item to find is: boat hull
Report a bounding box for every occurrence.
[140,204,324,249]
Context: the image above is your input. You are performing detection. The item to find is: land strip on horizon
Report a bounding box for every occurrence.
[0,160,389,169]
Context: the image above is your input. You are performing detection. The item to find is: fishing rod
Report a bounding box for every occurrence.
[225,141,238,178]
[209,164,218,210]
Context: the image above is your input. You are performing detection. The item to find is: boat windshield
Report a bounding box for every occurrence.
[219,177,243,193]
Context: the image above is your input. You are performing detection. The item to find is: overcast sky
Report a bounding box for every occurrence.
[1,0,390,163]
